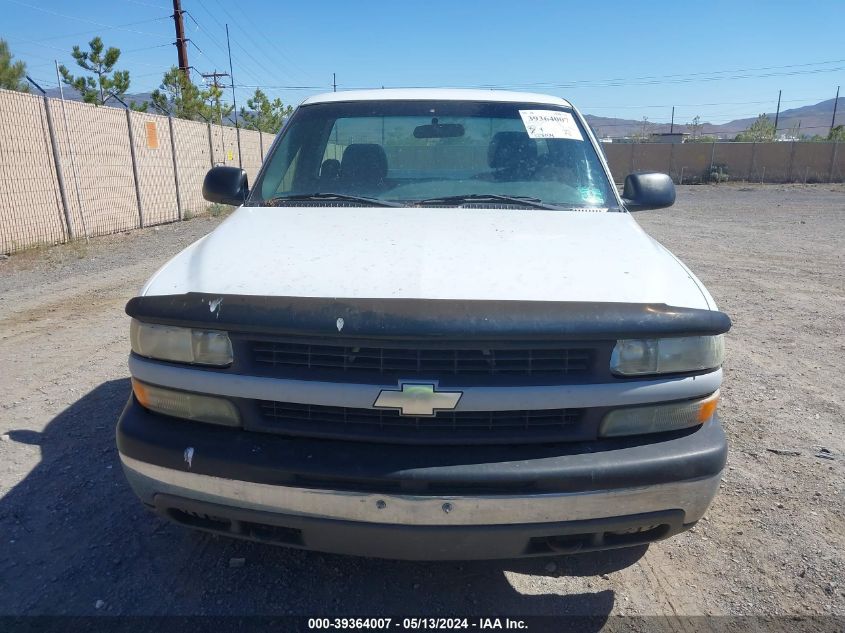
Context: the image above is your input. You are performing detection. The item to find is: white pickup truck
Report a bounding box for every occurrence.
[117,89,730,560]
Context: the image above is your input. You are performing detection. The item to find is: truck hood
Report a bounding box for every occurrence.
[141,206,714,310]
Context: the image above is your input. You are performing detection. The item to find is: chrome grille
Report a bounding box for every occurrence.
[250,341,594,376]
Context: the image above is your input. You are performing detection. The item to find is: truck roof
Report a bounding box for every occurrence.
[301,88,572,108]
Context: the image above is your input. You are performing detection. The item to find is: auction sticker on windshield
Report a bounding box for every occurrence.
[519,110,583,141]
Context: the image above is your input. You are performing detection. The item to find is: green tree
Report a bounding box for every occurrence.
[59,36,139,107]
[151,67,212,121]
[632,116,651,142]
[735,114,776,142]
[828,125,845,142]
[687,115,703,140]
[205,82,233,126]
[240,89,293,133]
[0,39,28,92]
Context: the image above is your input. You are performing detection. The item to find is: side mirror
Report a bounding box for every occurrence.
[622,172,675,211]
[202,166,249,206]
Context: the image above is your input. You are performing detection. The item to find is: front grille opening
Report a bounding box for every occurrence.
[544,533,595,552]
[259,401,582,430]
[529,523,671,554]
[256,400,585,444]
[167,508,232,532]
[165,508,304,546]
[251,341,595,377]
[241,521,303,546]
[603,523,670,546]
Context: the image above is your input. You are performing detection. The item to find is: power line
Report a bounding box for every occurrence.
[5,34,166,69]
[187,39,227,74]
[182,8,267,89]
[233,84,326,90]
[200,14,280,83]
[191,0,312,98]
[2,0,170,37]
[208,0,316,85]
[199,0,283,79]
[345,60,844,93]
[29,16,171,42]
[124,0,170,9]
[122,42,172,54]
[476,58,845,90]
[580,97,830,110]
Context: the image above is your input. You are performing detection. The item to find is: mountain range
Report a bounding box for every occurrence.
[585,97,844,139]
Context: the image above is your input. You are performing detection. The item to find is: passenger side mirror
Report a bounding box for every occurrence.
[202,166,249,206]
[622,172,675,211]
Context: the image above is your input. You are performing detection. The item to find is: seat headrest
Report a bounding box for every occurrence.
[488,131,537,169]
[341,144,388,185]
[320,158,340,180]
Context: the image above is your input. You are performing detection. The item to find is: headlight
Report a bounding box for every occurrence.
[599,391,719,437]
[130,319,232,366]
[132,379,240,426]
[610,335,723,376]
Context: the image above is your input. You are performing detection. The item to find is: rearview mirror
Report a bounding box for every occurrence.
[202,166,249,206]
[622,172,675,211]
[413,121,465,139]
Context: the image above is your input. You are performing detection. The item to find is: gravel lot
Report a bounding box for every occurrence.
[0,185,843,625]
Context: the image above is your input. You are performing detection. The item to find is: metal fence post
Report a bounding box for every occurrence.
[668,142,675,182]
[167,116,183,221]
[235,126,243,169]
[41,95,75,240]
[125,108,145,228]
[787,141,797,182]
[259,130,264,160]
[207,121,215,167]
[828,141,839,183]
[708,142,717,176]
[748,142,757,181]
[629,143,635,173]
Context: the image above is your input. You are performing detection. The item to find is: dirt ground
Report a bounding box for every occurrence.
[0,185,843,624]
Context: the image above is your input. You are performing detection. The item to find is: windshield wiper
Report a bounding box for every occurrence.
[259,192,404,208]
[414,194,561,210]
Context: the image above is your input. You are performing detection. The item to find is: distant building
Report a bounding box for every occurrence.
[650,132,690,144]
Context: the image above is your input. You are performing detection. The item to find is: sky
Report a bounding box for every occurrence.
[2,0,843,130]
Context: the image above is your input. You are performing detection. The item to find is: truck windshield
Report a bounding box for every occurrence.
[250,100,615,209]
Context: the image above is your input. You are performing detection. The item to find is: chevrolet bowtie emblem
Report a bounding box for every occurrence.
[373,382,463,417]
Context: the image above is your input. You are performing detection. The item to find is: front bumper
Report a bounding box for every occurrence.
[117,397,727,560]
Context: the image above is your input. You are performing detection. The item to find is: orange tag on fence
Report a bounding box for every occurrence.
[145,122,159,149]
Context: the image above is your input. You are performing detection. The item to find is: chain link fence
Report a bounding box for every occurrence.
[0,90,67,251]
[0,88,275,254]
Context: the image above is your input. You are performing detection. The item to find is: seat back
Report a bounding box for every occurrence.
[488,132,538,179]
[340,144,388,191]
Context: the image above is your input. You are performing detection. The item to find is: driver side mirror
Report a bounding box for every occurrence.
[202,166,249,206]
[622,172,675,211]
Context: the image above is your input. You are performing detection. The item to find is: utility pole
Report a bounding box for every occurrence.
[172,0,190,79]
[670,106,675,134]
[202,70,230,164]
[831,86,840,135]
[225,24,242,169]
[333,72,337,92]
[773,89,782,136]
